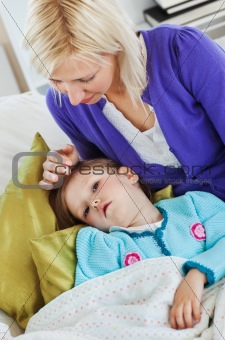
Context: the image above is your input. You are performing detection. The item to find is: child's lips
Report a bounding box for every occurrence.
[103,202,112,217]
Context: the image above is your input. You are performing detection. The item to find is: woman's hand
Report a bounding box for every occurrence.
[39,144,79,190]
[170,268,207,329]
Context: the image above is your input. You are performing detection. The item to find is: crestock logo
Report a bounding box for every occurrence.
[12,151,65,189]
[12,152,213,189]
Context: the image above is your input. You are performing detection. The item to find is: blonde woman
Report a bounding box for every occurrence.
[24,0,225,200]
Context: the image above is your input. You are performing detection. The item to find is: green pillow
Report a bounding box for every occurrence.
[0,132,57,329]
[153,185,173,203]
[29,225,83,304]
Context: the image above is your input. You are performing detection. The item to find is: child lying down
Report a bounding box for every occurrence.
[49,158,225,330]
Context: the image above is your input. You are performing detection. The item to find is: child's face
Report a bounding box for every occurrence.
[64,166,149,231]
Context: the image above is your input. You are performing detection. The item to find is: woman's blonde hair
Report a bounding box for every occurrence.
[23,0,147,104]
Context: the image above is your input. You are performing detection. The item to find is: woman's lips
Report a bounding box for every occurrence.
[81,94,95,104]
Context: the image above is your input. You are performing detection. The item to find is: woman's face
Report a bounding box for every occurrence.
[49,54,117,106]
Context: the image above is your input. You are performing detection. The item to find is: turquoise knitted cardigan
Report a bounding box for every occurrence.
[75,191,225,286]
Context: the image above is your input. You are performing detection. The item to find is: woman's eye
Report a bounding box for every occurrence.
[93,182,99,192]
[80,75,96,84]
[83,207,89,218]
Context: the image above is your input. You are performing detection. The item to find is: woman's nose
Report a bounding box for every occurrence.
[66,83,85,106]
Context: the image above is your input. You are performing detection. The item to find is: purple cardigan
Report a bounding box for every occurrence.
[46,25,225,200]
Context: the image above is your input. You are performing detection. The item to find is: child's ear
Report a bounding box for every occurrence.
[118,166,139,184]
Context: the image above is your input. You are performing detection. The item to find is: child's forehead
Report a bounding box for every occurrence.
[69,165,107,184]
[77,164,115,176]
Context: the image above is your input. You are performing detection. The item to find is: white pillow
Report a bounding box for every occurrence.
[0,309,23,337]
[0,90,70,194]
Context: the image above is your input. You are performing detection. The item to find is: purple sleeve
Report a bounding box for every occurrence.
[176,26,225,143]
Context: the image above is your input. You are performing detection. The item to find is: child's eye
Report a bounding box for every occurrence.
[83,207,89,218]
[93,182,99,192]
[50,79,62,85]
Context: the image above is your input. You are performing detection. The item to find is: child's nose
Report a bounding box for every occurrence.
[91,198,101,209]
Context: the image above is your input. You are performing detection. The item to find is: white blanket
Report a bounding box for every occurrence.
[3,257,225,339]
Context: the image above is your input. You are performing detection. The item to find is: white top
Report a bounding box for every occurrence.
[102,98,181,167]
[110,220,163,233]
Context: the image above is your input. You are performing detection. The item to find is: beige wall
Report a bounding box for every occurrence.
[0,16,28,92]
